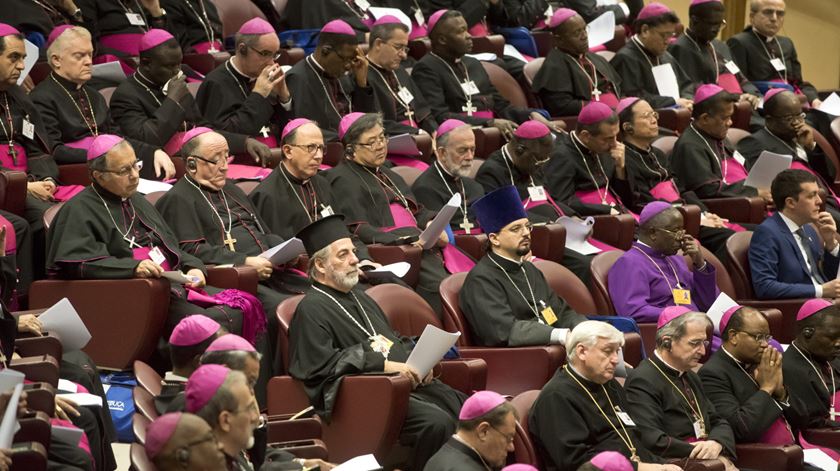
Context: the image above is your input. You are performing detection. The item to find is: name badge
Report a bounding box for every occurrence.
[413,8,425,26]
[770,58,786,72]
[673,288,691,305]
[732,149,746,166]
[369,334,393,358]
[541,305,557,325]
[125,12,146,26]
[461,80,480,96]
[693,419,707,439]
[354,0,370,11]
[544,5,553,22]
[616,411,636,426]
[149,246,167,266]
[397,86,414,104]
[320,205,335,218]
[724,60,741,75]
[527,185,547,202]
[22,119,35,140]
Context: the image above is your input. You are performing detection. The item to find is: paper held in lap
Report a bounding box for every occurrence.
[405,325,461,378]
[744,151,792,189]
[419,193,461,250]
[0,370,23,449]
[556,216,601,255]
[38,297,92,350]
[652,63,680,103]
[259,238,306,265]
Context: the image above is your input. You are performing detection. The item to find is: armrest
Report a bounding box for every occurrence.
[453,234,487,261]
[591,214,635,250]
[436,358,487,395]
[133,413,150,445]
[0,170,28,217]
[472,127,503,159]
[206,265,259,295]
[14,411,51,448]
[677,204,703,238]
[15,334,63,363]
[277,48,305,66]
[57,163,91,187]
[734,443,803,471]
[459,345,565,396]
[669,459,725,471]
[412,133,433,164]
[10,442,47,470]
[657,107,691,134]
[266,415,322,443]
[531,224,566,264]
[268,439,329,461]
[367,244,422,288]
[701,197,766,224]
[181,51,231,75]
[470,35,505,57]
[23,383,55,416]
[10,355,59,387]
[800,427,840,449]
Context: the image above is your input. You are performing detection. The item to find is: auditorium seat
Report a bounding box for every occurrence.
[731,100,753,132]
[481,61,528,109]
[134,360,163,397]
[9,442,47,471]
[366,244,422,288]
[130,442,156,471]
[182,51,231,75]
[470,35,505,58]
[133,386,160,421]
[0,170,29,217]
[677,204,702,239]
[133,413,150,446]
[529,223,566,263]
[725,127,751,149]
[591,214,636,250]
[472,127,504,159]
[209,0,268,37]
[14,411,51,454]
[389,166,423,187]
[509,390,541,467]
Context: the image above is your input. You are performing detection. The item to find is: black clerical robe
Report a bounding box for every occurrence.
[611,37,695,109]
[625,353,737,460]
[411,53,535,127]
[285,56,378,141]
[423,0,506,30]
[532,48,623,117]
[411,161,484,231]
[424,436,487,471]
[668,34,759,97]
[75,0,168,54]
[159,0,223,53]
[669,125,757,199]
[460,251,584,346]
[279,0,371,35]
[699,347,809,443]
[727,27,818,103]
[782,343,840,429]
[0,86,57,181]
[530,366,660,470]
[155,374,186,415]
[2,0,78,43]
[367,62,437,136]
[544,132,633,215]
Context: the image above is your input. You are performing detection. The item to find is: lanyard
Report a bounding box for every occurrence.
[51,73,98,137]
[280,163,319,223]
[792,341,836,414]
[92,186,141,248]
[650,358,706,429]
[306,56,351,120]
[487,253,543,321]
[685,32,720,82]
[632,245,683,290]
[570,132,611,205]
[312,286,378,338]
[752,31,787,82]
[689,123,729,184]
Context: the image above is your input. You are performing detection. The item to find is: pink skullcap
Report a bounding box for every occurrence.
[578,101,614,125]
[47,25,74,48]
[373,15,403,27]
[637,2,673,21]
[169,315,220,347]
[282,118,314,140]
[764,87,789,104]
[797,299,834,322]
[87,134,124,161]
[238,18,274,35]
[321,19,355,36]
[514,120,550,139]
[145,412,183,460]
[437,119,469,137]
[459,390,507,421]
[616,97,641,116]
[427,9,448,34]
[690,0,722,5]
[590,451,634,471]
[206,334,257,353]
[694,84,726,105]
[0,24,20,37]
[178,126,214,153]
[657,306,691,330]
[185,364,231,413]
[719,305,743,335]
[338,112,366,141]
[502,466,538,471]
[548,8,578,29]
[639,201,673,226]
[139,29,174,52]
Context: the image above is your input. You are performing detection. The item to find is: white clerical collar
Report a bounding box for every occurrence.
[720,345,744,366]
[654,350,686,375]
[309,55,327,73]
[229,56,253,80]
[435,160,455,178]
[778,211,803,235]
[163,371,188,382]
[570,131,593,154]
[566,362,599,384]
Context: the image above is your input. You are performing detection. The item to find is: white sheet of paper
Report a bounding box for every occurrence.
[0,370,24,394]
[744,151,792,189]
[0,383,22,449]
[136,179,173,194]
[556,216,602,255]
[405,324,461,378]
[387,133,421,156]
[419,193,461,250]
[803,449,838,471]
[705,292,739,335]
[368,7,412,33]
[364,262,411,279]
[333,454,382,471]
[651,63,680,102]
[161,271,200,284]
[91,61,126,82]
[58,392,103,407]
[57,379,77,393]
[818,92,840,116]
[52,425,84,445]
[587,11,616,48]
[258,238,305,265]
[38,298,92,350]
[17,40,39,86]
[465,53,497,62]
[596,0,618,5]
[502,44,527,63]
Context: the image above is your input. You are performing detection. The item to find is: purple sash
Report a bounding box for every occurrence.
[98,33,143,56]
[718,73,743,94]
[132,247,172,271]
[442,244,475,273]
[0,143,27,172]
[596,92,620,109]
[163,131,188,156]
[650,180,681,202]
[226,164,272,181]
[387,155,428,170]
[187,288,266,344]
[760,418,795,445]
[791,161,840,207]
[381,203,417,231]
[723,157,749,184]
[254,134,278,148]
[465,110,494,120]
[53,185,85,201]
[64,136,96,151]
[191,41,224,54]
[576,189,620,207]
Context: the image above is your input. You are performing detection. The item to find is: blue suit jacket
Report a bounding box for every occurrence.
[749,212,840,299]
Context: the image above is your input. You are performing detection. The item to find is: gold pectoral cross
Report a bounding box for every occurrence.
[224,232,237,251]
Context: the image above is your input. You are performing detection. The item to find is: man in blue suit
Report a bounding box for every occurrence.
[749,169,840,299]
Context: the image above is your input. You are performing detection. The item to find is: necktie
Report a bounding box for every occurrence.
[795,227,826,283]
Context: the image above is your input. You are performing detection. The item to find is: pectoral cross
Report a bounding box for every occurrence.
[591,88,602,101]
[459,217,474,234]
[6,142,16,166]
[259,126,270,138]
[462,100,477,117]
[404,107,415,126]
[223,232,237,251]
[832,406,837,421]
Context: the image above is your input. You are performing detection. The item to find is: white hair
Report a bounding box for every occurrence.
[47,26,92,67]
[567,321,624,363]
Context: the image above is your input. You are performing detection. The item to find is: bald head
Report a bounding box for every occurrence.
[185,131,230,191]
[151,413,225,471]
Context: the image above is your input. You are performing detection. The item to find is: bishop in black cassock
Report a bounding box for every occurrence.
[279,0,372,37]
[75,0,168,60]
[159,0,223,53]
[2,0,80,52]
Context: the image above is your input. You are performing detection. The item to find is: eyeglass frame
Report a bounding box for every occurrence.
[769,112,806,124]
[100,160,143,177]
[738,331,773,343]
[355,133,388,150]
[188,154,234,167]
[655,227,687,239]
[286,143,326,155]
[247,46,282,62]
[489,424,515,444]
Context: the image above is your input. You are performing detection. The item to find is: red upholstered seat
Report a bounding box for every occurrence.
[133,386,160,421]
[134,360,163,397]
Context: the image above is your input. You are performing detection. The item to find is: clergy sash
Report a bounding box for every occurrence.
[650,180,682,202]
[382,203,417,231]
[132,247,172,271]
[790,161,840,207]
[0,143,27,172]
[597,92,620,110]
[387,155,428,170]
[465,110,494,120]
[441,244,474,273]
[53,185,86,201]
[254,135,278,148]
[64,136,96,151]
[225,164,272,181]
[98,33,144,57]
[164,131,188,156]
[186,288,266,344]
[717,73,743,94]
[192,41,224,54]
[760,418,795,446]
[575,189,621,207]
[722,158,749,184]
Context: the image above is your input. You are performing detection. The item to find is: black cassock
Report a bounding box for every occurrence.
[285,56,378,140]
[2,0,78,44]
[75,0,167,53]
[367,62,438,136]
[611,37,695,109]
[288,281,465,469]
[424,436,488,471]
[279,0,372,36]
[668,34,759,97]
[159,0,223,53]
[411,160,484,230]
[782,343,840,429]
[531,48,622,117]
[530,366,661,470]
[460,251,585,347]
[423,0,506,30]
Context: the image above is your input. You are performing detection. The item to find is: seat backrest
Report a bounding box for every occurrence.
[133,386,160,421]
[133,360,163,397]
[594,50,615,61]
[830,116,840,158]
[725,127,751,148]
[133,413,150,446]
[481,61,528,109]
[143,191,167,206]
[533,260,597,314]
[471,34,505,57]
[235,181,260,196]
[652,136,678,158]
[731,100,753,131]
[523,57,544,87]
[42,201,66,232]
[814,129,840,186]
[439,272,473,346]
[275,295,304,373]
[530,224,566,264]
[130,442,158,471]
[365,284,443,337]
[100,87,116,106]
[588,250,625,315]
[510,390,541,467]
[209,0,267,37]
[688,245,737,299]
[725,231,756,299]
[468,158,485,179]
[390,166,424,187]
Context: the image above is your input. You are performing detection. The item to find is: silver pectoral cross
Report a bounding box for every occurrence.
[462,100,477,117]
[459,217,474,234]
[592,88,602,101]
[259,126,270,138]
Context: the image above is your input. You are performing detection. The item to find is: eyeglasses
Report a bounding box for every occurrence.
[770,112,806,124]
[654,29,677,40]
[506,223,533,235]
[758,8,785,18]
[288,143,326,155]
[655,227,686,239]
[638,111,660,120]
[189,154,234,167]
[102,160,143,177]
[686,339,711,349]
[248,46,282,61]
[740,331,773,343]
[331,49,357,64]
[489,425,515,444]
[356,134,387,149]
[385,42,409,54]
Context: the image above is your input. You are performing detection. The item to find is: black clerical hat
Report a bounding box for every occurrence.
[296,215,351,256]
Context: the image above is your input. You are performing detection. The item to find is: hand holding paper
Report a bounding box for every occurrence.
[744,151,792,189]
[405,325,460,377]
[38,298,91,350]
[419,194,461,250]
[259,238,305,265]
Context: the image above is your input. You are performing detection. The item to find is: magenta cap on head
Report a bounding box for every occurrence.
[639,201,672,226]
[178,126,214,153]
[145,413,183,460]
[578,101,615,125]
[657,306,692,330]
[764,87,789,104]
[282,118,314,140]
[548,8,578,29]
[637,2,673,20]
[797,299,834,322]
[139,29,174,52]
[205,334,256,353]
[502,466,538,471]
[0,23,20,37]
[373,15,403,27]
[459,390,506,421]
[719,305,743,335]
[338,112,366,141]
[169,315,220,347]
[514,120,550,139]
[87,134,124,161]
[694,84,726,105]
[321,19,355,36]
[616,97,641,116]
[47,25,74,48]
[238,17,274,35]
[185,364,231,413]
[690,0,722,5]
[427,9,448,34]
[437,119,469,137]
[590,451,634,471]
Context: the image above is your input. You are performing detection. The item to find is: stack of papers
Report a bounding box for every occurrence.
[743,151,792,189]
[259,238,305,265]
